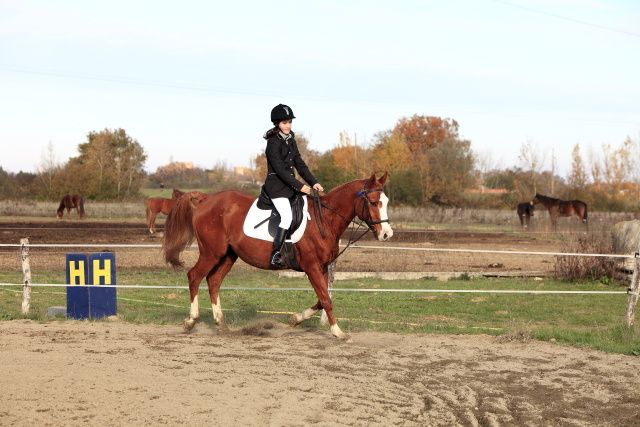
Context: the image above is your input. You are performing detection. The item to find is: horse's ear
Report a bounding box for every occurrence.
[378,171,388,186]
[367,173,377,188]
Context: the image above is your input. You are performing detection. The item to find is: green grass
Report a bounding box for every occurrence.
[1,269,638,355]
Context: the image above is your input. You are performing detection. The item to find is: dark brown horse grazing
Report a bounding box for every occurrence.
[531,193,588,230]
[145,188,184,234]
[516,202,534,229]
[162,173,393,339]
[56,194,85,219]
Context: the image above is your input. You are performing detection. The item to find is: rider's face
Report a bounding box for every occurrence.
[278,120,292,134]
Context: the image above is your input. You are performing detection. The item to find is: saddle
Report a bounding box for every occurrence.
[255,186,305,239]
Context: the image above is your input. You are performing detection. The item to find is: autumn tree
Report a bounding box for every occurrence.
[329,131,371,181]
[394,115,460,152]
[424,138,475,203]
[70,128,147,199]
[392,114,474,201]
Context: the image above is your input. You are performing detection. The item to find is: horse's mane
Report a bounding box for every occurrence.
[535,193,560,203]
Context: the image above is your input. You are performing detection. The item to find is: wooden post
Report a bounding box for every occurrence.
[20,238,32,315]
[624,250,640,327]
[320,261,335,326]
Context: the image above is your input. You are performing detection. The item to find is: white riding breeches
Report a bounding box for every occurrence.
[271,197,292,229]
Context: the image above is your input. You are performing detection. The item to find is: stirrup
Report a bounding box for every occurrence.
[270,251,284,268]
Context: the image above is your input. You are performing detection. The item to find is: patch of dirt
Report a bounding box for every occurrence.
[1,320,639,425]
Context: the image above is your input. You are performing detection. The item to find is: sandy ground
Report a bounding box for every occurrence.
[0,221,563,274]
[1,320,639,426]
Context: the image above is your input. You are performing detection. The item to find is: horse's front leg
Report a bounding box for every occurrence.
[302,266,349,340]
[148,211,158,234]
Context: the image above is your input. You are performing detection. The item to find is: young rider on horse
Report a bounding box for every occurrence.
[264,104,324,268]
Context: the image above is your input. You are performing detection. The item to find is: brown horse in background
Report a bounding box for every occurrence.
[516,202,534,229]
[145,188,184,234]
[57,194,85,219]
[162,173,393,339]
[531,193,588,231]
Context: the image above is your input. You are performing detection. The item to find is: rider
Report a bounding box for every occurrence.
[263,103,324,268]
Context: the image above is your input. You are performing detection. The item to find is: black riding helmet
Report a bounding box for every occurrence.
[271,104,296,124]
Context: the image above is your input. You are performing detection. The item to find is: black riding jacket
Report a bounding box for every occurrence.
[264,130,318,199]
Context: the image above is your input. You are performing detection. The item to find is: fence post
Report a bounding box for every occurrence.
[320,261,335,326]
[20,238,32,315]
[624,249,640,327]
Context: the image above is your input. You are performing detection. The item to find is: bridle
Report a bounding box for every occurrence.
[311,186,390,259]
[355,187,390,233]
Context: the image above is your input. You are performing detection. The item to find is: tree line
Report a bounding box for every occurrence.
[0,118,638,211]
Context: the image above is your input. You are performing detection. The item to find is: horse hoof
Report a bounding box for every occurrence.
[183,317,197,331]
[289,313,302,326]
[330,324,350,340]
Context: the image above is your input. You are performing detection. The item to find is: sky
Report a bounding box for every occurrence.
[1,0,639,177]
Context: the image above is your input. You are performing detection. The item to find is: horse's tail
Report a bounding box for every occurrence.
[163,192,203,268]
[78,196,85,217]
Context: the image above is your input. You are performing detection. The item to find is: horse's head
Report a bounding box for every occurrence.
[531,194,541,205]
[355,172,393,241]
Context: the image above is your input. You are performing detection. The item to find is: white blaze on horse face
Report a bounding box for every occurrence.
[212,296,223,325]
[378,193,393,241]
[190,294,199,320]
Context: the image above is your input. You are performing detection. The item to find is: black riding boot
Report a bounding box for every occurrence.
[269,227,288,268]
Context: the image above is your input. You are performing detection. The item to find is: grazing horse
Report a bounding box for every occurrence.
[162,173,393,339]
[56,194,85,219]
[516,202,534,229]
[531,193,588,231]
[145,188,184,234]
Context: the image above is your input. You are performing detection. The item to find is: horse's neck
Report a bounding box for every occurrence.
[321,185,360,238]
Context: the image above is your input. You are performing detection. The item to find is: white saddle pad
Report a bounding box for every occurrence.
[242,197,310,243]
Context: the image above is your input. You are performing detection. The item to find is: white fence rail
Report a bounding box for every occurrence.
[1,239,639,326]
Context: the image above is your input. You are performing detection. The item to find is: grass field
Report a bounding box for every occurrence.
[1,268,638,355]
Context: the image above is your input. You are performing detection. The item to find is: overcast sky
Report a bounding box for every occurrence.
[1,0,638,176]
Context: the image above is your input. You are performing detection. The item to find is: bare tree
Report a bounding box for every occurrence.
[474,148,496,190]
[568,143,587,189]
[518,140,546,194]
[36,141,60,198]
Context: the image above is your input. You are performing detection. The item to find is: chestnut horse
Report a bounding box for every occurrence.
[56,194,85,219]
[516,202,534,229]
[531,193,588,231]
[145,188,184,234]
[162,173,393,339]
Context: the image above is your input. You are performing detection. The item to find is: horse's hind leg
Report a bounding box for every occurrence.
[291,300,322,326]
[184,253,219,331]
[292,268,328,326]
[205,250,237,328]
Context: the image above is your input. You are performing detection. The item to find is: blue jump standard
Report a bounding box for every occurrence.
[66,252,117,319]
